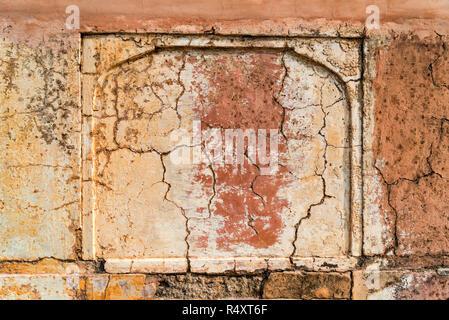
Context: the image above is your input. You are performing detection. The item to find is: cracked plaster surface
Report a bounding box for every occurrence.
[363,32,449,257]
[0,35,80,260]
[82,35,361,272]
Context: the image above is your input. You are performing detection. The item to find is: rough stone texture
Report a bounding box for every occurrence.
[0,274,153,300]
[154,274,263,299]
[1,1,449,300]
[0,275,83,300]
[83,274,154,300]
[353,269,449,300]
[263,271,351,299]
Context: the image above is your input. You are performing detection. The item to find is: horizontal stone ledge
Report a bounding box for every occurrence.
[103,257,360,274]
[104,258,188,274]
[292,256,359,272]
[104,257,291,274]
[190,257,291,273]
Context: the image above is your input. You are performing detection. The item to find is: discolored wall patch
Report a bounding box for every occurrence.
[81,34,362,273]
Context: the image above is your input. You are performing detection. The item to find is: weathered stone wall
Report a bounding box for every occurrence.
[1,0,449,300]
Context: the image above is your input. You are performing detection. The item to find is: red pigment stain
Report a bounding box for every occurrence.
[189,50,294,250]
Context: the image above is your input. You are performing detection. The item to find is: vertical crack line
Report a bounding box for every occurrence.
[174,52,187,127]
[244,151,265,204]
[374,165,399,255]
[259,269,271,299]
[289,81,331,265]
[207,163,217,219]
[149,83,166,113]
[426,142,435,175]
[276,52,289,144]
[247,214,259,236]
[112,76,120,148]
[160,153,191,272]
[242,148,265,236]
[289,177,327,265]
[103,275,111,300]
[429,32,447,90]
[388,183,399,256]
